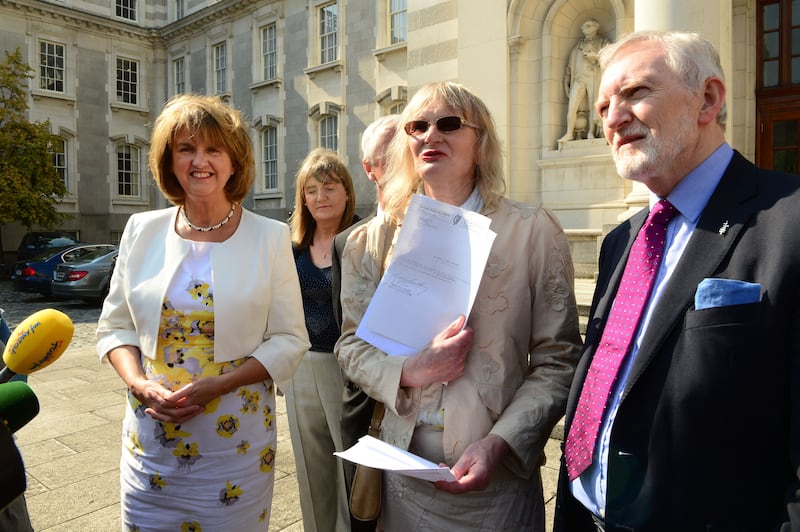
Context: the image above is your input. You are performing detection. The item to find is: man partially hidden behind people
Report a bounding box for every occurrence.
[332,114,399,531]
[555,31,800,531]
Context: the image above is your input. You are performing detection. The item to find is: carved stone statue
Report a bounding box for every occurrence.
[558,19,609,146]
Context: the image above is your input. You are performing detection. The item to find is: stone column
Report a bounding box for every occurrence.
[634,0,733,128]
[634,0,730,43]
[614,0,733,220]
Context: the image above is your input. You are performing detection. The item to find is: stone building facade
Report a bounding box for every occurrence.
[1,0,797,277]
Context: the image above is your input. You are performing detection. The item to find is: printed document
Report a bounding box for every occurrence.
[356,194,496,356]
[335,435,457,482]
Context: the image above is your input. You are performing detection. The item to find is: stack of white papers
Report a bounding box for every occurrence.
[356,194,496,356]
[334,435,457,482]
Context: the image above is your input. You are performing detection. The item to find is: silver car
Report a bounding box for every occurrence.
[51,246,119,303]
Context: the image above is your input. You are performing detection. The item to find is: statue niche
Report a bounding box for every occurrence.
[558,19,609,148]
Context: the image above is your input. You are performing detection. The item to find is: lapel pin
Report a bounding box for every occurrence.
[718,220,730,236]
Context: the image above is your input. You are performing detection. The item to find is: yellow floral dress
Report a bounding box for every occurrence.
[120,242,275,531]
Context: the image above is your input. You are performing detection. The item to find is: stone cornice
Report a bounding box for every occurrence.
[159,0,260,41]
[0,0,261,45]
[0,0,153,42]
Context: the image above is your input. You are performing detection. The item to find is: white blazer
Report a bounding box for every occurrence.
[96,206,310,391]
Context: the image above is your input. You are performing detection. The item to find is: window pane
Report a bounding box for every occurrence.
[793,28,800,55]
[774,120,800,147]
[174,58,184,94]
[263,126,278,190]
[764,59,780,86]
[773,149,799,174]
[117,145,140,196]
[116,58,138,104]
[116,0,136,20]
[320,115,338,151]
[263,24,277,80]
[214,43,226,94]
[794,56,800,83]
[764,3,780,31]
[320,3,338,63]
[390,0,407,44]
[50,137,68,188]
[793,0,800,26]
[764,32,781,59]
[39,41,65,92]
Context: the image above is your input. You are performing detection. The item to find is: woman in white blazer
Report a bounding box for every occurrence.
[97,94,309,531]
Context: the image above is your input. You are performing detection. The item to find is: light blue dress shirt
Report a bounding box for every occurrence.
[570,143,735,518]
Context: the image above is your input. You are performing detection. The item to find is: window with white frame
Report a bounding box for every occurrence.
[116,0,136,20]
[117,144,141,197]
[262,125,279,191]
[39,40,65,93]
[262,23,277,81]
[389,0,407,44]
[176,0,184,20]
[116,57,138,105]
[50,136,68,189]
[319,3,338,64]
[174,57,185,94]
[319,114,338,151]
[213,42,227,94]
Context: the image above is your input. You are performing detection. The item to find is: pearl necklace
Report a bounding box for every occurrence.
[181,203,237,232]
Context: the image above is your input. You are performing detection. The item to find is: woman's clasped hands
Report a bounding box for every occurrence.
[128,376,218,424]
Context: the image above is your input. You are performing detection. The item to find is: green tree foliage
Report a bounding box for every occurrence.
[0,48,68,229]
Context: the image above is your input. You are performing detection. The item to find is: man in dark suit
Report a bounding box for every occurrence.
[555,31,800,531]
[331,114,398,531]
[332,114,398,328]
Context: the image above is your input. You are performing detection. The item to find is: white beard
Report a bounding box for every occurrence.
[612,111,695,182]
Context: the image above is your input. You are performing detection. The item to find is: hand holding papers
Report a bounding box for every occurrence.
[335,435,457,482]
[356,194,496,356]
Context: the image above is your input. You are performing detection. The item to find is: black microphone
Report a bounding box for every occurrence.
[0,381,40,434]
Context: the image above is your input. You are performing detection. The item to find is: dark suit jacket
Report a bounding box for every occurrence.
[332,215,371,329]
[555,152,800,531]
[331,214,375,491]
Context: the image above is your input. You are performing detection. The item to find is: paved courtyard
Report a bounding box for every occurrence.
[1,279,576,531]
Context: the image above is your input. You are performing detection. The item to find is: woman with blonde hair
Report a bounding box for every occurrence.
[336,82,582,529]
[97,94,309,530]
[287,148,358,532]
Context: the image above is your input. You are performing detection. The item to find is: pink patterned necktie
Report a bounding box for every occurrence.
[564,199,677,481]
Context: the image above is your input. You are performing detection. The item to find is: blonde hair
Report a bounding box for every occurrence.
[381,82,505,219]
[149,94,255,205]
[288,148,356,248]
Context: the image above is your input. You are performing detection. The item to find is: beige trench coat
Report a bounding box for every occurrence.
[335,196,582,478]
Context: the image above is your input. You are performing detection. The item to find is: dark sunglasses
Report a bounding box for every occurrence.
[403,116,479,136]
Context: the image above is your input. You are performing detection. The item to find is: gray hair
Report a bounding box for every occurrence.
[361,114,400,166]
[598,31,727,128]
